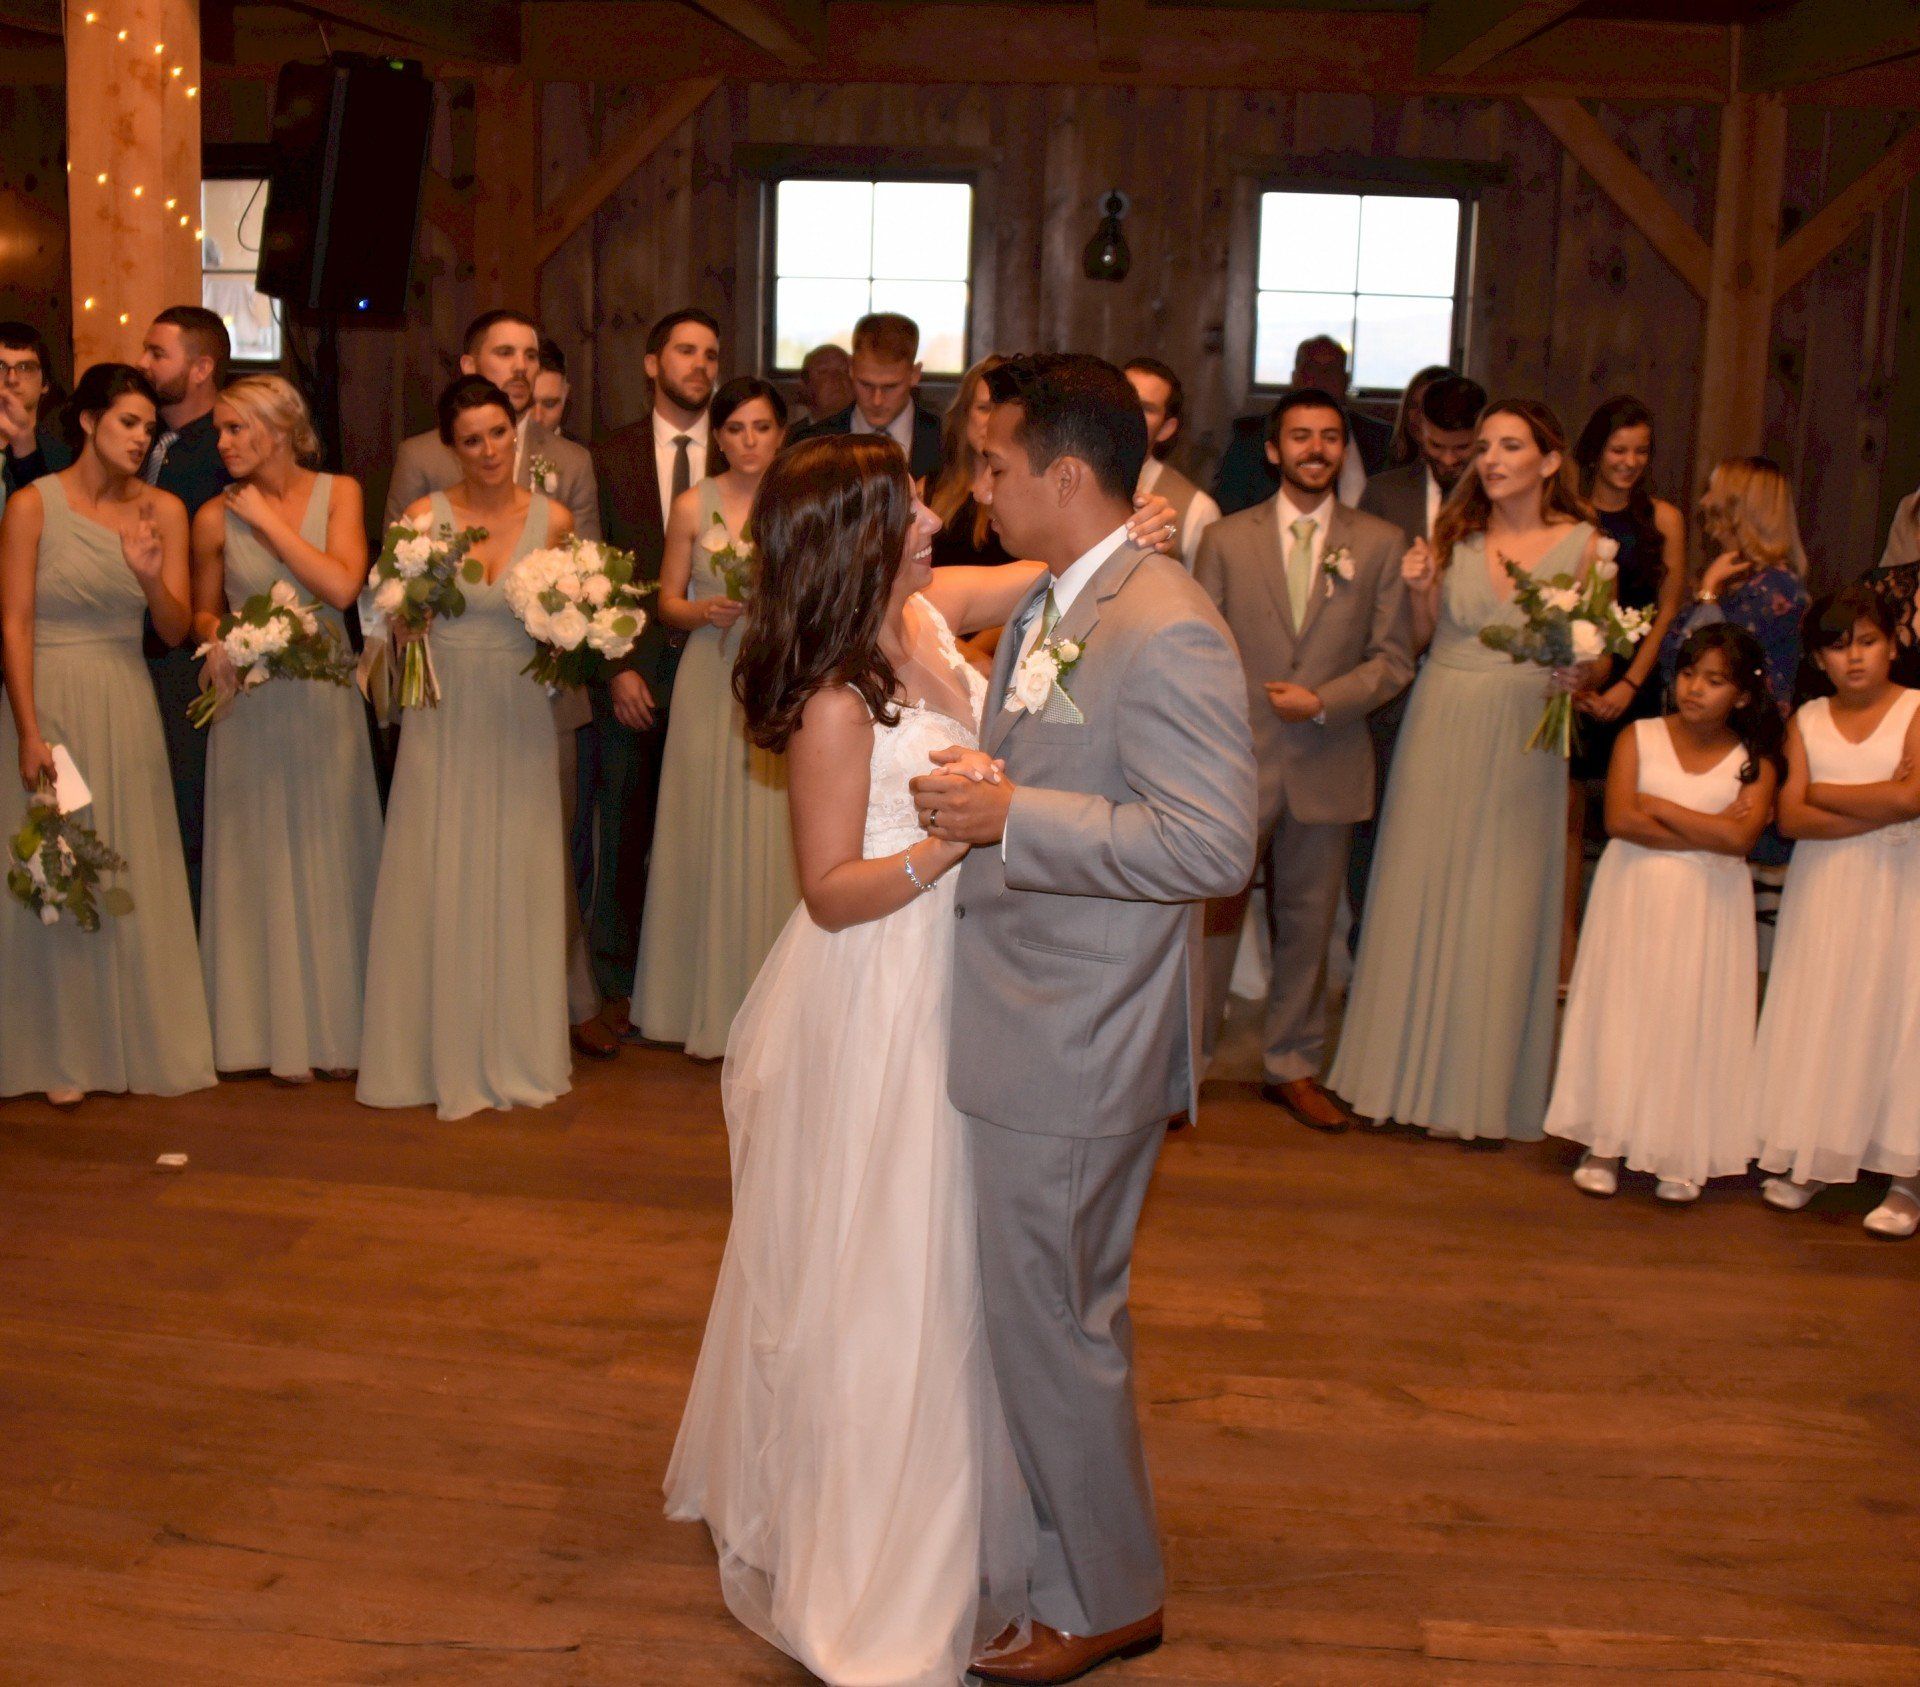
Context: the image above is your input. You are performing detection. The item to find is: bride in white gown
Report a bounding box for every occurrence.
[664,435,1044,1686]
[666,435,1179,1685]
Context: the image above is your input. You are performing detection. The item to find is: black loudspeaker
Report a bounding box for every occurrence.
[257,54,435,315]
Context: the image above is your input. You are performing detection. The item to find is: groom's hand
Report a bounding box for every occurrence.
[911,768,1015,845]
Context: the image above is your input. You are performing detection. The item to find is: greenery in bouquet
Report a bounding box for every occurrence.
[700,511,754,602]
[363,514,489,710]
[188,581,355,728]
[7,778,131,932]
[502,534,649,689]
[1478,538,1653,756]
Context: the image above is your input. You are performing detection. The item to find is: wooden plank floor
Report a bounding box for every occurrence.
[2,1026,1917,1685]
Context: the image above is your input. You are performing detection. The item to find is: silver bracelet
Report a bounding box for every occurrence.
[903,848,938,894]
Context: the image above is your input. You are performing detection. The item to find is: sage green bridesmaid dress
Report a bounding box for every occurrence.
[1328,523,1593,1142]
[632,478,799,1058]
[0,476,215,1097]
[356,491,570,1119]
[198,474,383,1078]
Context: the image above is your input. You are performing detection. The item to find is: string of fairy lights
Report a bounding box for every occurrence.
[66,6,204,328]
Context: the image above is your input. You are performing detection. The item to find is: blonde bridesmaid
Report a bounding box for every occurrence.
[0,364,213,1103]
[357,376,573,1119]
[191,375,381,1083]
[633,377,801,1058]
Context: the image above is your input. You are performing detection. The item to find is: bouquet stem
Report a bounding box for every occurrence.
[398,635,440,710]
[1526,691,1577,757]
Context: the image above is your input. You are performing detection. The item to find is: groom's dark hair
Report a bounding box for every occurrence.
[985,353,1148,502]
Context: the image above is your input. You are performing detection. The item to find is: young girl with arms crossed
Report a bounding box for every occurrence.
[1754,588,1920,1238]
[1547,624,1781,1202]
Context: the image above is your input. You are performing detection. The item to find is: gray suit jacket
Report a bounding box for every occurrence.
[384,420,601,730]
[1194,498,1413,830]
[384,420,601,542]
[950,542,1257,1136]
[1358,461,1429,545]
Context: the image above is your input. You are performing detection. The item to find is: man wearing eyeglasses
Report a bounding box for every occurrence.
[0,323,72,503]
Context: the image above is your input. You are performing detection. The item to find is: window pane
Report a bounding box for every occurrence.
[869,278,968,374]
[775,179,874,279]
[1253,292,1354,387]
[1356,195,1460,297]
[871,181,972,281]
[200,179,280,364]
[773,277,871,371]
[1257,192,1360,294]
[1353,293,1454,390]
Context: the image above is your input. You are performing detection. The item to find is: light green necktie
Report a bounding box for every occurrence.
[1038,586,1061,643]
[1286,517,1316,628]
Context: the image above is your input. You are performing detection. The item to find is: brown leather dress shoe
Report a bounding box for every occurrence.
[1260,1076,1354,1132]
[570,1015,619,1060]
[972,1610,1163,1684]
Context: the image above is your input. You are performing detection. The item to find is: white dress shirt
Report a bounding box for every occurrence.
[1137,457,1222,571]
[1338,445,1368,508]
[1425,465,1443,537]
[653,409,711,530]
[851,403,915,456]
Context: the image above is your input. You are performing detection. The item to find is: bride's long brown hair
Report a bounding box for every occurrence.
[1432,397,1590,570]
[733,434,915,753]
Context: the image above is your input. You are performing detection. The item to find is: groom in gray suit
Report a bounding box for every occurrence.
[911,354,1256,1683]
[1195,389,1412,1131]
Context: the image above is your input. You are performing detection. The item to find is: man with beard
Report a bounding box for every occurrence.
[586,307,721,1038]
[1347,374,1487,942]
[137,305,234,913]
[383,309,606,1056]
[1194,388,1412,1131]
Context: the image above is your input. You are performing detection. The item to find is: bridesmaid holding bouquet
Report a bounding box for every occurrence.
[192,375,381,1083]
[357,376,575,1119]
[0,364,213,1103]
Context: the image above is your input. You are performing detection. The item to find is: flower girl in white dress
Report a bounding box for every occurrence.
[1755,588,1920,1239]
[1547,624,1781,1202]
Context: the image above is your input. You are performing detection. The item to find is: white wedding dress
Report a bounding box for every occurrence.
[665,597,1032,1686]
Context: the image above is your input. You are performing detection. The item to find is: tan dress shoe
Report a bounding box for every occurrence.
[1260,1076,1354,1132]
[972,1609,1163,1684]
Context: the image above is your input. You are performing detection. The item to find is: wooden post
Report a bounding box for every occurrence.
[64,0,201,370]
[1693,91,1787,495]
[473,69,540,311]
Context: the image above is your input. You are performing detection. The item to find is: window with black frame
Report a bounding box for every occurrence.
[1253,188,1466,393]
[767,176,973,375]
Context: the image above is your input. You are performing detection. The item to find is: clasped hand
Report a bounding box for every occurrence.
[910,746,1012,845]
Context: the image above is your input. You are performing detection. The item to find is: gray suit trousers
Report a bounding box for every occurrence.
[969,1112,1168,1637]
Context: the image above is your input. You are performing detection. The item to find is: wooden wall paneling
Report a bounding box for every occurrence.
[0,83,73,381]
[1877,186,1920,559]
[1465,101,1561,406]
[539,81,599,436]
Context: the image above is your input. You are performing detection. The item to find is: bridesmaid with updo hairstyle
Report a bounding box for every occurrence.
[192,374,381,1084]
[0,363,213,1104]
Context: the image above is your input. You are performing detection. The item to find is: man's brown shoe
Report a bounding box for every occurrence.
[971,1610,1163,1684]
[1260,1076,1354,1132]
[571,1016,619,1060]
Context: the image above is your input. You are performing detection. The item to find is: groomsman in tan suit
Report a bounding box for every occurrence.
[1195,388,1413,1130]
[1124,356,1221,571]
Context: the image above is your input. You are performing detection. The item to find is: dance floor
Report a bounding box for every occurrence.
[3,1028,1919,1685]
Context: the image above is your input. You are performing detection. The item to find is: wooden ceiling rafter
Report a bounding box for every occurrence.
[1773,120,1920,300]
[1420,0,1585,78]
[0,0,58,33]
[278,0,519,63]
[1095,0,1147,74]
[686,0,822,68]
[1742,1,1920,93]
[530,74,723,266]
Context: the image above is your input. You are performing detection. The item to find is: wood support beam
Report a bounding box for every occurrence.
[473,69,539,309]
[280,0,518,63]
[1774,122,1920,300]
[1422,0,1584,77]
[0,0,59,31]
[1095,0,1147,73]
[1523,96,1711,297]
[686,0,821,68]
[64,0,201,371]
[531,77,721,270]
[1743,0,1920,93]
[419,168,473,270]
[1694,94,1788,494]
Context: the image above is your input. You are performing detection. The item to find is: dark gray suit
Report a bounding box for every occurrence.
[1358,461,1429,547]
[1195,499,1412,1079]
[952,540,1256,1637]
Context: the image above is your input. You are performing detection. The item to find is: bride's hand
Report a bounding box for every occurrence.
[1128,490,1180,555]
[927,744,1004,784]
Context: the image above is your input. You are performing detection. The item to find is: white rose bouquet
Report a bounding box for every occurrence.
[7,773,130,932]
[501,533,649,689]
[700,512,754,602]
[187,581,355,729]
[360,514,489,712]
[1478,537,1651,756]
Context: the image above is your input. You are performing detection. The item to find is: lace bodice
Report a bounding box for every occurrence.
[863,595,988,857]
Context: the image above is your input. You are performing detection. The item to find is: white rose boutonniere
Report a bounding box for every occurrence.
[1320,547,1356,598]
[528,453,560,496]
[1008,633,1086,716]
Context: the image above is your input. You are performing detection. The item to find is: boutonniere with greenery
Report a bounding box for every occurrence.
[1320,546,1356,598]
